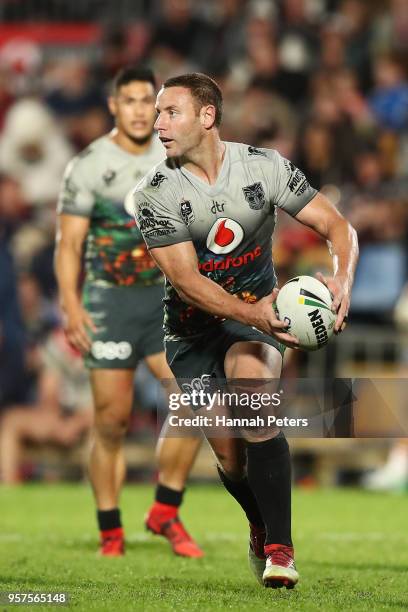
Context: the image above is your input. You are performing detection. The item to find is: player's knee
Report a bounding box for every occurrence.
[94,403,129,445]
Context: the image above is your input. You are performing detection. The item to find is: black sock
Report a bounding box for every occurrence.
[97,508,122,531]
[155,483,184,507]
[246,433,292,547]
[217,466,264,528]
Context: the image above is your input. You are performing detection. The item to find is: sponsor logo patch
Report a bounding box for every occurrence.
[248,146,267,157]
[242,182,266,210]
[206,218,244,254]
[199,246,262,272]
[181,374,212,395]
[179,200,195,226]
[307,309,328,347]
[211,200,226,214]
[137,202,176,238]
[92,341,132,360]
[284,159,311,197]
[150,171,167,188]
[102,169,116,185]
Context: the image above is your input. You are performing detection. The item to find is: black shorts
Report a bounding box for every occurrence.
[83,283,165,369]
[165,319,285,382]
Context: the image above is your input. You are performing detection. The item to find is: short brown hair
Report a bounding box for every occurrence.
[163,73,223,127]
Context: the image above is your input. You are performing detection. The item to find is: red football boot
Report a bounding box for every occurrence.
[263,544,299,589]
[99,527,125,557]
[145,502,204,558]
[248,523,266,584]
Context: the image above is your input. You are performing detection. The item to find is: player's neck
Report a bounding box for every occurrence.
[182,135,225,186]
[109,128,153,155]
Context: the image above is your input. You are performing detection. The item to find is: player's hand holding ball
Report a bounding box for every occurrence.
[251,289,300,349]
[315,272,349,334]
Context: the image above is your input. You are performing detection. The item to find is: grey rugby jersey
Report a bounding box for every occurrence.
[131,142,317,339]
[57,134,165,287]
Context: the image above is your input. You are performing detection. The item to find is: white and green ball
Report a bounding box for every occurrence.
[276,275,336,351]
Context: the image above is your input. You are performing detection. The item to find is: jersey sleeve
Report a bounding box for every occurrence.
[57,156,95,217]
[130,185,192,249]
[264,150,317,216]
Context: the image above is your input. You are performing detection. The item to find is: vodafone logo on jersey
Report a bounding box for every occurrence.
[206,218,244,254]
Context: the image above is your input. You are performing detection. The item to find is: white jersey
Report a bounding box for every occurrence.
[131,142,317,339]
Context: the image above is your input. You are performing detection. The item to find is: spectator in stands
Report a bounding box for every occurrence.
[336,0,374,92]
[200,0,247,75]
[369,54,408,132]
[150,0,212,70]
[0,237,27,410]
[296,120,343,189]
[340,145,407,319]
[44,57,110,149]
[0,98,73,210]
[0,328,92,484]
[0,67,14,129]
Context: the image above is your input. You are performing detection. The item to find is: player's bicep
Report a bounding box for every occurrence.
[295,192,345,238]
[149,241,199,288]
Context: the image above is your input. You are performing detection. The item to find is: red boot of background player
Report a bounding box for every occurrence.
[99,527,125,557]
[145,502,204,558]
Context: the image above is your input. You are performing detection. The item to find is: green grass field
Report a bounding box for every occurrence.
[1,484,407,611]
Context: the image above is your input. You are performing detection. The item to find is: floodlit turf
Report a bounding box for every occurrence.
[1,484,407,611]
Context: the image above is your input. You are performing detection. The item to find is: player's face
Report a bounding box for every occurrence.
[154,86,204,158]
[109,81,156,144]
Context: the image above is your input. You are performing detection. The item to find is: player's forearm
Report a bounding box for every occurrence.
[54,241,83,311]
[326,219,359,290]
[174,272,256,326]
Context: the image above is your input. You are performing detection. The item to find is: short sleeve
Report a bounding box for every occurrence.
[264,150,317,216]
[131,188,192,249]
[57,157,94,217]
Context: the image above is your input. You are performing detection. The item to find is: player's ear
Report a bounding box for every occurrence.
[200,105,216,129]
[108,96,117,117]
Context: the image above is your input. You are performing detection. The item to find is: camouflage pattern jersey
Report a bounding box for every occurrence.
[57,134,165,287]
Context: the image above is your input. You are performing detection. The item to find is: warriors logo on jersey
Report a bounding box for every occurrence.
[242,182,266,210]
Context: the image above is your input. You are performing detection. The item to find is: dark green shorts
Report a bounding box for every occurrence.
[165,319,285,383]
[83,283,165,369]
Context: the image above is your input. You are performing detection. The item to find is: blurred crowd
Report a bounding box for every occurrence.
[0,0,407,483]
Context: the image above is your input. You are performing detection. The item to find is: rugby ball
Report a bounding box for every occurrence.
[276,276,336,351]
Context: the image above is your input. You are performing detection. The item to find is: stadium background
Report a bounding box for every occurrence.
[0,0,407,576]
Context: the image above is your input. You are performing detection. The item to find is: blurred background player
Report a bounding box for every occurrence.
[55,66,203,558]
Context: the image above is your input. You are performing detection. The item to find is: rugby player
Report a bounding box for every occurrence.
[55,67,203,558]
[130,73,358,587]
